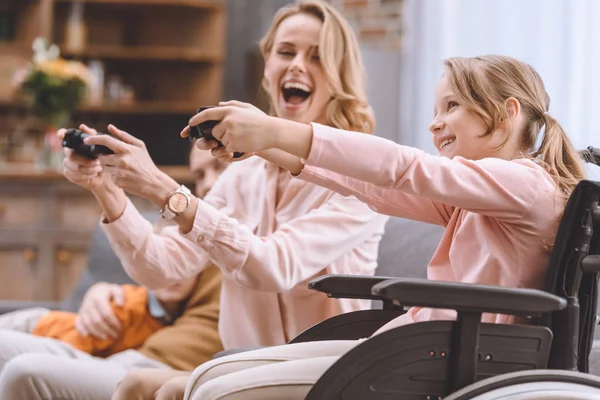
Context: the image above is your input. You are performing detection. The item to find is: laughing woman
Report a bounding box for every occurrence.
[0,1,391,400]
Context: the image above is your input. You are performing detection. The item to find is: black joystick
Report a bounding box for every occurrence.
[61,128,114,159]
[189,106,244,159]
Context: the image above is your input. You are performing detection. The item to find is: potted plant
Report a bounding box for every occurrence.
[12,37,91,169]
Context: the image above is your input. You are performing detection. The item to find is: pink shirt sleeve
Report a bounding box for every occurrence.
[298,164,453,226]
[300,123,555,223]
[101,200,213,289]
[181,191,388,292]
[102,162,388,292]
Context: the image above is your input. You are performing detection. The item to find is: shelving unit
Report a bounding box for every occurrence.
[0,0,225,304]
[53,0,223,8]
[0,0,226,164]
[61,45,223,63]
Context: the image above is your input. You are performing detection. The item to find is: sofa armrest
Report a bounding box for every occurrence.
[372,278,566,316]
[309,274,397,301]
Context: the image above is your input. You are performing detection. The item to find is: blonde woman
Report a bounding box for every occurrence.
[177,55,586,398]
[0,1,389,399]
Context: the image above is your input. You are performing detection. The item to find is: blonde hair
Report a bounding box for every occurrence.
[444,55,585,198]
[259,0,375,134]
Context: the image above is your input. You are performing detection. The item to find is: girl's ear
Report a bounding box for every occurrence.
[497,97,521,131]
[505,97,521,120]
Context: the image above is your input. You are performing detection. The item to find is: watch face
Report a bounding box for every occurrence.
[168,193,189,214]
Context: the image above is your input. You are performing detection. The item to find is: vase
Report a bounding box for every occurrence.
[39,112,71,171]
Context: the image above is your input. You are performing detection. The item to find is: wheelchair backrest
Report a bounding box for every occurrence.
[541,159,600,372]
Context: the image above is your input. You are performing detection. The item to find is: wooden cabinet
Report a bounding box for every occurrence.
[0,169,193,303]
[0,246,37,301]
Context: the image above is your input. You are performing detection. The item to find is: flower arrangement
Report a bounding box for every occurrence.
[13,37,91,127]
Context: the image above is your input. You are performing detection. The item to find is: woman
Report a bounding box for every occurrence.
[174,55,586,399]
[0,1,389,399]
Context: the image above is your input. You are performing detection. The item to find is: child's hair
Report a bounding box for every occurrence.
[444,55,586,198]
[259,0,375,134]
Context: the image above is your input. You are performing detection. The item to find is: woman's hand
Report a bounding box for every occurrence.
[181,101,278,157]
[84,124,179,206]
[154,376,189,400]
[75,282,124,340]
[111,369,191,400]
[58,124,113,193]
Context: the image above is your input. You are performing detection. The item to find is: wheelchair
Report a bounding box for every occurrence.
[288,146,600,399]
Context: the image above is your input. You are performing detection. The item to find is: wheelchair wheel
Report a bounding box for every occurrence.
[445,370,600,400]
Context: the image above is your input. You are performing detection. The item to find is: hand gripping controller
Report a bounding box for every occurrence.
[61,128,114,159]
[189,106,244,159]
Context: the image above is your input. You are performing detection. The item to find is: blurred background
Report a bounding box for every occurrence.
[0,0,598,305]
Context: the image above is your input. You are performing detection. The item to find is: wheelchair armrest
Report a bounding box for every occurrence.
[372,278,566,316]
[309,274,397,301]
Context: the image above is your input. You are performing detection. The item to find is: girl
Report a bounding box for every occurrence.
[179,55,587,399]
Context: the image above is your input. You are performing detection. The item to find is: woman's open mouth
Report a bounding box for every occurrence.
[281,81,312,108]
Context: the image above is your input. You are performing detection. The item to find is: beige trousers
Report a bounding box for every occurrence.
[0,308,169,400]
[184,339,363,400]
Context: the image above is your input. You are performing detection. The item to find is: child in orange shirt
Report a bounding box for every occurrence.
[0,276,198,358]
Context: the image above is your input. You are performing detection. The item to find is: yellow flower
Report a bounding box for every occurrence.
[35,58,91,85]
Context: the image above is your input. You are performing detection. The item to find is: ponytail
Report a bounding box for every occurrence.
[531,113,586,198]
[442,55,586,199]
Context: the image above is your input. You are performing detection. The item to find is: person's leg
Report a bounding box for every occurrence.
[185,340,361,400]
[106,349,172,370]
[0,308,50,333]
[190,356,340,400]
[0,330,95,373]
[0,331,171,400]
[0,353,128,400]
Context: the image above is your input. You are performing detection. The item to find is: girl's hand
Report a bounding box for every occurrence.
[182,101,278,156]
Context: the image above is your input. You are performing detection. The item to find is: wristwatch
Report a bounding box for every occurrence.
[161,184,192,219]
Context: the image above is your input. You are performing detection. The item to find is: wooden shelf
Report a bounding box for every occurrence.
[53,0,224,10]
[77,101,199,115]
[0,99,199,116]
[62,45,223,63]
[0,0,224,165]
[0,164,193,183]
[0,0,37,12]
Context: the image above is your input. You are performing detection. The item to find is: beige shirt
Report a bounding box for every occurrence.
[102,157,389,349]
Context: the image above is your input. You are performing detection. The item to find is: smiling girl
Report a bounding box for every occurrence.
[180,54,587,399]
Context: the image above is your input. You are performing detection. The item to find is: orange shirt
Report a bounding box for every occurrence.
[32,285,165,357]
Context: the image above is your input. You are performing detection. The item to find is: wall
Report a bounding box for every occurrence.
[225,0,404,141]
[224,0,290,102]
[327,0,404,140]
[326,0,404,50]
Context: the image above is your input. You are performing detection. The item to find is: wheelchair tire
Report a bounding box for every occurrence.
[445,369,600,400]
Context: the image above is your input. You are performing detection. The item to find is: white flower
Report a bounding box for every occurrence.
[31,37,60,64]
